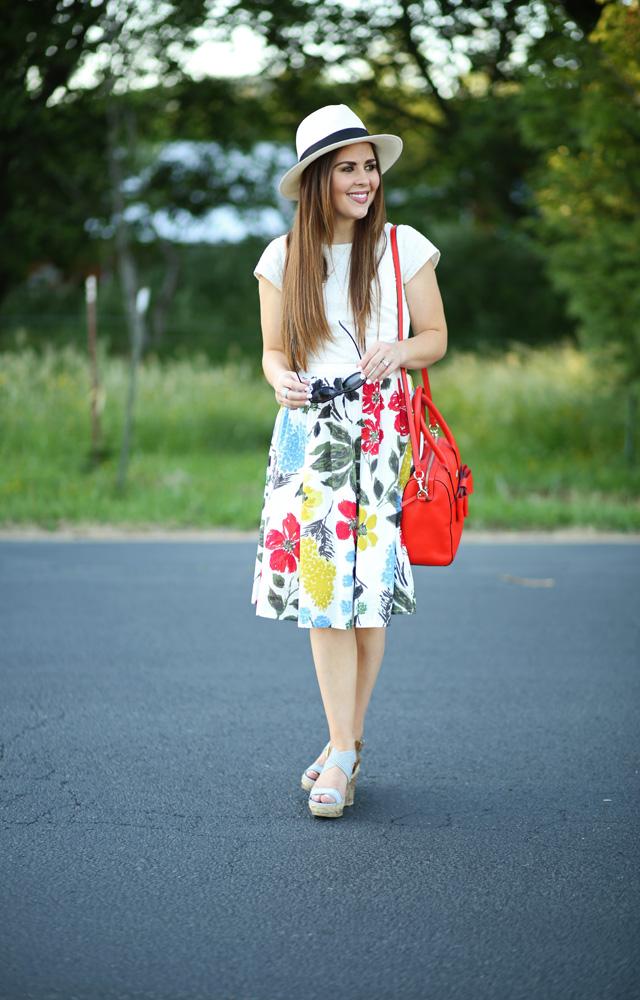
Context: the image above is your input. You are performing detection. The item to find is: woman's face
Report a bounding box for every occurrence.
[330,142,380,225]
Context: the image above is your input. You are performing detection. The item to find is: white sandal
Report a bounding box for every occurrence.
[308,746,358,819]
[301,739,363,794]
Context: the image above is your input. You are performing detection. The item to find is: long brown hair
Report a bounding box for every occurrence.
[281,144,387,370]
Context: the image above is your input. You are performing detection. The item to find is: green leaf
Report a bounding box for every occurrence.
[322,468,350,490]
[312,443,351,473]
[328,422,352,446]
[268,590,285,615]
[393,589,416,614]
[272,573,285,589]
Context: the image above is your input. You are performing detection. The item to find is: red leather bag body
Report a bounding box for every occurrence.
[390,225,473,566]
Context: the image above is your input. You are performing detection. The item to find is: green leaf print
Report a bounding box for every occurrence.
[310,440,330,458]
[322,468,351,491]
[328,423,352,447]
[393,588,416,615]
[268,589,285,615]
[373,479,384,501]
[310,442,352,474]
[388,451,399,477]
[272,574,285,589]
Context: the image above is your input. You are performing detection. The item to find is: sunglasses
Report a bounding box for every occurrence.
[292,322,366,403]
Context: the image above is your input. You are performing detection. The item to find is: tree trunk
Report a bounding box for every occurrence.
[106,98,143,493]
[151,241,181,346]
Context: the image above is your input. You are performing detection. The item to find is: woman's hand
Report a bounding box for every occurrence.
[275,371,312,408]
[357,341,403,381]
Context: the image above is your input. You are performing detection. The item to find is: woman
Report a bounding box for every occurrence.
[252,105,447,818]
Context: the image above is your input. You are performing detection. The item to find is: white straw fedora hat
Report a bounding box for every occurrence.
[279,104,403,201]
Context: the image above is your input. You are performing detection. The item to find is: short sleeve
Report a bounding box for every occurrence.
[254,235,288,291]
[397,224,440,282]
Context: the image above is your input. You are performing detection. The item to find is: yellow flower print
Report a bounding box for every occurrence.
[300,536,336,610]
[356,508,378,551]
[300,476,323,522]
[399,441,413,492]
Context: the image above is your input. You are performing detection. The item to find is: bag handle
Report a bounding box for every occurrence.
[413,385,461,468]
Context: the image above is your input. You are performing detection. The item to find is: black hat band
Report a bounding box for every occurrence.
[299,127,371,163]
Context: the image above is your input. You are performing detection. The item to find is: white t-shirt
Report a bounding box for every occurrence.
[254,222,440,371]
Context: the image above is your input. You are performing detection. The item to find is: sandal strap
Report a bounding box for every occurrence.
[321,747,356,782]
[309,786,344,805]
[306,741,331,778]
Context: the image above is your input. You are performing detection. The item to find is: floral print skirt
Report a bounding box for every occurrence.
[251,371,416,629]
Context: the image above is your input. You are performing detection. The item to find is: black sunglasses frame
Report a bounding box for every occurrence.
[291,322,366,403]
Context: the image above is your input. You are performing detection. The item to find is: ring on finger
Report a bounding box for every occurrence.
[281,386,289,399]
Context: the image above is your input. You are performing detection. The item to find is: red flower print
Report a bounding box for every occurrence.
[362,382,384,417]
[362,419,384,456]
[265,512,300,572]
[336,500,359,541]
[389,390,409,436]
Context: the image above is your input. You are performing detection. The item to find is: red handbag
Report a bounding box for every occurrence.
[390,225,473,566]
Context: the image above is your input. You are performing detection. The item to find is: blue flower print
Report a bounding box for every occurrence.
[276,411,306,473]
[298,607,311,624]
[381,543,395,589]
[313,615,332,628]
[342,574,354,588]
[345,550,355,564]
[340,599,352,616]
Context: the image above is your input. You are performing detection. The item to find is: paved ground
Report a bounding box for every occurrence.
[0,540,638,1000]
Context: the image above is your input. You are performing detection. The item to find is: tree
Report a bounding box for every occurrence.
[214,0,604,227]
[515,0,640,455]
[0,0,108,300]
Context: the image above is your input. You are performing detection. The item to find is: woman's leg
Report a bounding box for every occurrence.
[309,626,386,802]
[309,627,358,803]
[353,627,386,742]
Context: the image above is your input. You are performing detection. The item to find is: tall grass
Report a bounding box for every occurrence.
[0,344,638,531]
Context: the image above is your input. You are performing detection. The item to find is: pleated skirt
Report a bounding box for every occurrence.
[251,369,416,629]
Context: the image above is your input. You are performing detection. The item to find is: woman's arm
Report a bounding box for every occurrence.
[258,275,310,408]
[357,258,447,380]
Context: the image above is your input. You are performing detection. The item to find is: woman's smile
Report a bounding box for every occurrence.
[331,141,380,231]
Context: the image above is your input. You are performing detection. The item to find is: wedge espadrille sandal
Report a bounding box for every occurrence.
[301,738,364,794]
[308,746,358,819]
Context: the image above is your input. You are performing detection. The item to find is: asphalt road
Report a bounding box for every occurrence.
[0,540,638,1000]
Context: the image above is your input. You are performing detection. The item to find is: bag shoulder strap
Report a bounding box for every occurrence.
[389,225,433,401]
[390,225,428,485]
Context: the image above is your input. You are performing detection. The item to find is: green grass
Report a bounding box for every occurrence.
[1,343,638,532]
